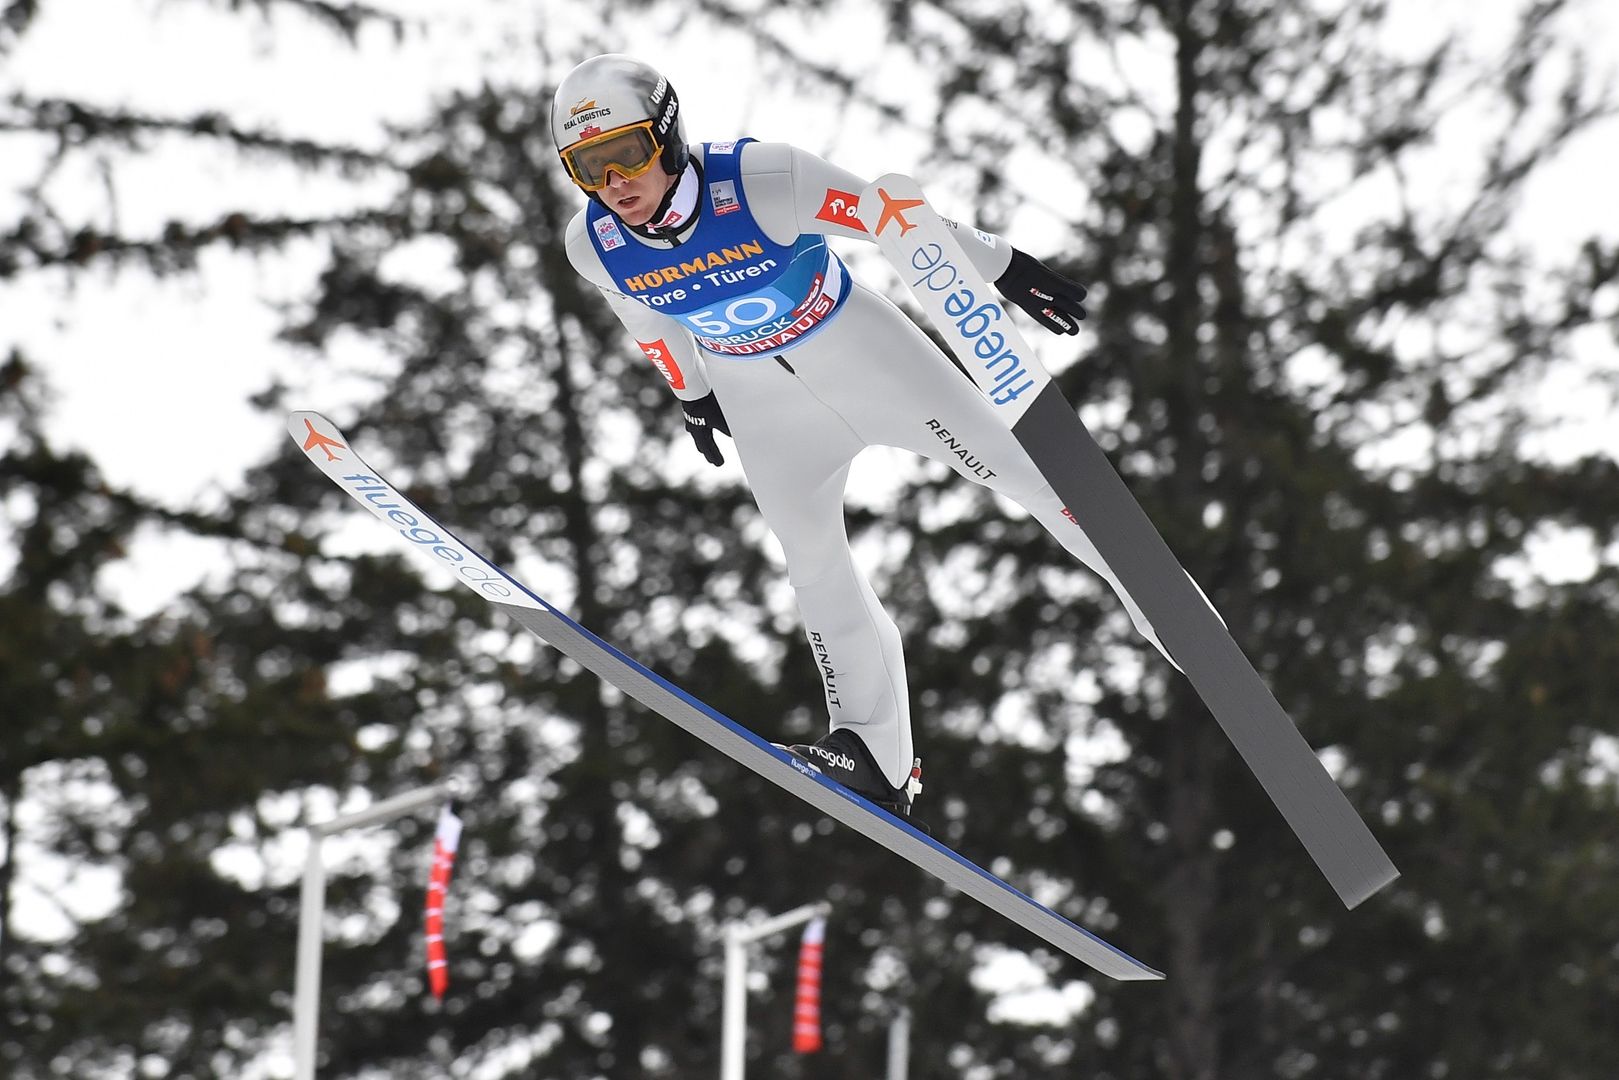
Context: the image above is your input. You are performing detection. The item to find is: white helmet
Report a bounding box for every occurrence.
[550,54,688,191]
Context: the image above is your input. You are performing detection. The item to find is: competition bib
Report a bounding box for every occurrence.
[588,139,850,357]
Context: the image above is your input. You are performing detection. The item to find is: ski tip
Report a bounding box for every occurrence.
[856,173,928,238]
[862,170,920,192]
[286,410,341,443]
[286,411,357,467]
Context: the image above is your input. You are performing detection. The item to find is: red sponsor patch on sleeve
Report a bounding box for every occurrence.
[637,338,686,390]
[814,188,866,233]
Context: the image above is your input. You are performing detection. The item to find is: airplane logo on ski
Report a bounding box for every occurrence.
[300,418,347,462]
[873,188,925,237]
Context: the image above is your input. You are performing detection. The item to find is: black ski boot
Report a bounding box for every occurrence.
[781,727,923,819]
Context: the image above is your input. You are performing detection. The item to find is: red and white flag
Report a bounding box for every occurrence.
[424,803,463,1000]
[792,915,826,1054]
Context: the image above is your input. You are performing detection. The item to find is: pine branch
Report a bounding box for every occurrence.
[0,208,404,278]
[194,0,406,42]
[1,95,400,174]
[3,0,403,58]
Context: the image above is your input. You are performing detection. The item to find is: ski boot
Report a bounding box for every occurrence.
[780,727,924,820]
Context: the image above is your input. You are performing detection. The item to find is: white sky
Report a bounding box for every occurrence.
[2,0,918,482]
[4,0,1614,518]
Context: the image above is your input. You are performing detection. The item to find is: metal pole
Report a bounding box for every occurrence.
[720,926,747,1080]
[290,782,450,1080]
[886,1005,911,1080]
[314,784,450,836]
[718,902,830,1080]
[292,835,327,1080]
[730,902,828,946]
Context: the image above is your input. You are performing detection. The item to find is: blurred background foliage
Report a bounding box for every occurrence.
[2,0,1617,1077]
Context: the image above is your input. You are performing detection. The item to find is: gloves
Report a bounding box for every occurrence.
[681,391,731,467]
[993,248,1088,335]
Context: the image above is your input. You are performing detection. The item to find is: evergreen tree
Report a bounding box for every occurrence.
[3,3,446,1076]
[691,1,1619,1077]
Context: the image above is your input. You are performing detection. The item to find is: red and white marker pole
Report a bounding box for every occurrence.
[720,902,830,1080]
[792,915,826,1053]
[293,781,456,1080]
[424,803,463,999]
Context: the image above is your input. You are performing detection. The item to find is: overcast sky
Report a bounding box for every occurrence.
[6,0,1609,511]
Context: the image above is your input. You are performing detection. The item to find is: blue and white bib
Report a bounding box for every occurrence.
[587,138,850,357]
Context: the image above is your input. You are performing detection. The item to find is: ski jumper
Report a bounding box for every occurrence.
[565,140,1173,787]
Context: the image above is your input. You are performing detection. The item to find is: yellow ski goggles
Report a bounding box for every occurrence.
[560,121,663,191]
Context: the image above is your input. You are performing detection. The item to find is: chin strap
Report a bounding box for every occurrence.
[646,172,685,227]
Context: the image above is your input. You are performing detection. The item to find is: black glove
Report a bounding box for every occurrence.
[993,247,1088,335]
[681,391,731,467]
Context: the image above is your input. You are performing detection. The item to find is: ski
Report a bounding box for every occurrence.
[857,175,1398,909]
[288,411,1163,981]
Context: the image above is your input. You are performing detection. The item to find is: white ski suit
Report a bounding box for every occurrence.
[565,140,1170,787]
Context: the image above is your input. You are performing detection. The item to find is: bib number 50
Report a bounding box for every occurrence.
[688,296,780,335]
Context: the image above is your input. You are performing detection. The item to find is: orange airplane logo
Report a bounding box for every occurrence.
[874,188,924,237]
[301,418,347,462]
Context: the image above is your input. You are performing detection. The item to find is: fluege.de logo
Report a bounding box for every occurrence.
[907,242,1035,406]
[339,473,518,601]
